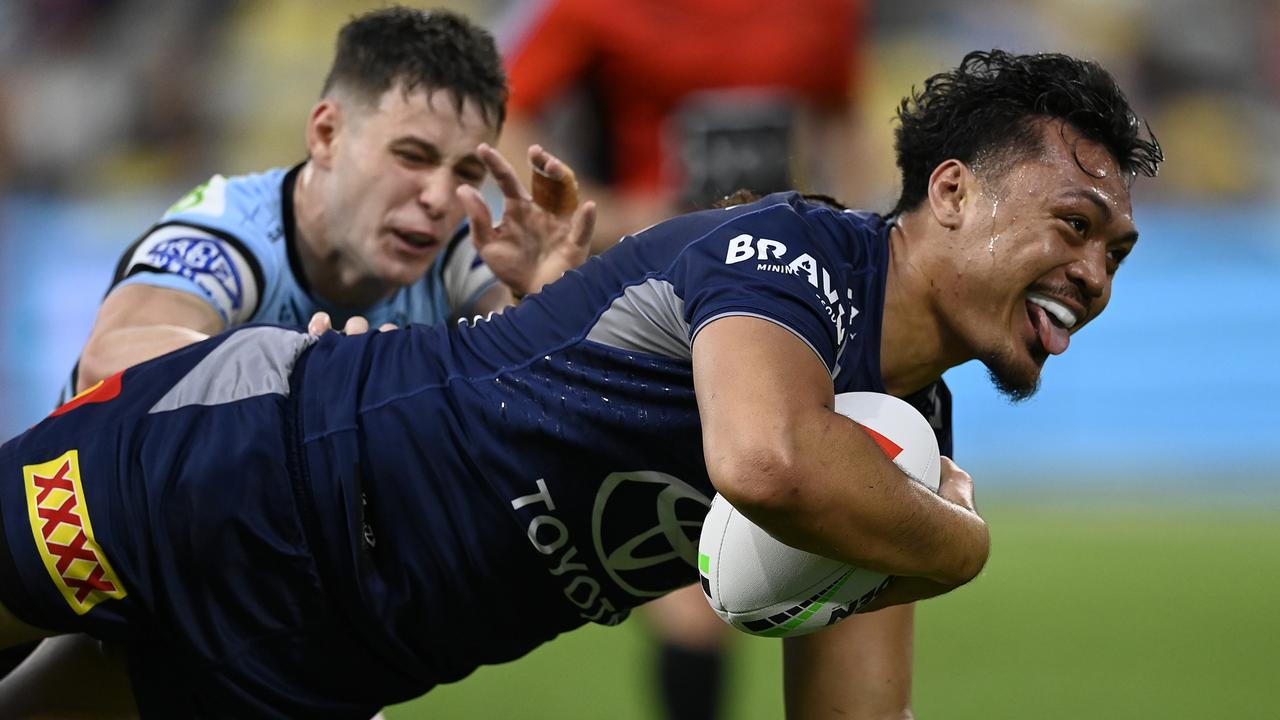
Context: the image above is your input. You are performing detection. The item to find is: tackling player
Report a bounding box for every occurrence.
[20,6,593,716]
[0,50,1161,718]
[67,7,596,399]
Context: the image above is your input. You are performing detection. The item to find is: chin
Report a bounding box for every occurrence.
[379,258,433,288]
[982,347,1043,403]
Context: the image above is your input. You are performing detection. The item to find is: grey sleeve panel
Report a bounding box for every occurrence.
[149,327,317,414]
[585,278,692,361]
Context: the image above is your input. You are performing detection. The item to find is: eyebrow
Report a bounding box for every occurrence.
[1060,188,1139,244]
[393,136,486,175]
[392,137,440,161]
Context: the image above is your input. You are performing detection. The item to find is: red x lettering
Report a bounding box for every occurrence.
[38,494,82,540]
[67,565,118,604]
[46,532,97,575]
[31,461,73,505]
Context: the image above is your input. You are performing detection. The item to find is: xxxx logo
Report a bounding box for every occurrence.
[22,450,126,614]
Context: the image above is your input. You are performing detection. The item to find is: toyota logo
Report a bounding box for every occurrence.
[591,471,711,598]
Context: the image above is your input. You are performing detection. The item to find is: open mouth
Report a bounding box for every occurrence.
[390,228,439,254]
[1025,292,1078,356]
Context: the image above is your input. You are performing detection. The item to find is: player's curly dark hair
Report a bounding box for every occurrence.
[321,6,507,129]
[890,49,1163,216]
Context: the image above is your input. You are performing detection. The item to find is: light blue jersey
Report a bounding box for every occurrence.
[60,166,499,400]
[113,166,497,329]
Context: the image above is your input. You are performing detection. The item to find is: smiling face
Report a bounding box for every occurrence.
[932,120,1139,400]
[309,83,497,288]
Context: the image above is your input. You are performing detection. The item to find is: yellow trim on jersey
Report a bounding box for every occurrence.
[22,450,127,615]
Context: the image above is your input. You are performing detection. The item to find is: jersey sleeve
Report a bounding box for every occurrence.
[112,223,263,326]
[667,203,855,374]
[440,223,500,316]
[904,379,954,460]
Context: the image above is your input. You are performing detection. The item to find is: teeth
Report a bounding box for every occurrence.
[1027,293,1078,329]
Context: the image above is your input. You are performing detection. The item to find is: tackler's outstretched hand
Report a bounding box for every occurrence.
[457,143,596,299]
[307,312,397,336]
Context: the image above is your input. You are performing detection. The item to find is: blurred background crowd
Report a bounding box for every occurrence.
[1,0,1278,482]
[3,0,1277,200]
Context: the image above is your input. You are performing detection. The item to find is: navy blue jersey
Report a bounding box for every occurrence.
[0,193,957,714]
[295,192,953,688]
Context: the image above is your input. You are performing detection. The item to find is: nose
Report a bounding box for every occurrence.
[1066,242,1107,300]
[417,168,455,220]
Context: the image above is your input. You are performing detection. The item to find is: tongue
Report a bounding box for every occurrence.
[1029,303,1070,355]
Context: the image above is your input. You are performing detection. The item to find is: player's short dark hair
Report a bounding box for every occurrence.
[321,6,507,130]
[890,49,1163,216]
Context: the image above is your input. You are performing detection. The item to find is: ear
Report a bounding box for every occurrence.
[925,159,974,231]
[306,99,342,169]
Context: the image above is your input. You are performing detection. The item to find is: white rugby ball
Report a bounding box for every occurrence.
[698,392,941,638]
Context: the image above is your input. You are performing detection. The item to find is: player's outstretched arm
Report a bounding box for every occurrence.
[76,284,224,393]
[691,316,989,589]
[457,143,596,312]
[784,605,916,720]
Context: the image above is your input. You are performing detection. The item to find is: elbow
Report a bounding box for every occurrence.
[707,445,808,519]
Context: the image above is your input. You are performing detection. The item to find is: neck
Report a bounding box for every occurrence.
[879,215,969,396]
[292,162,396,309]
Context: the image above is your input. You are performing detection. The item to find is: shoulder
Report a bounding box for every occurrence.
[162,168,289,240]
[112,222,266,326]
[152,168,293,273]
[642,192,883,273]
[163,168,287,220]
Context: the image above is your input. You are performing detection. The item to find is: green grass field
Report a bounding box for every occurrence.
[389,494,1280,719]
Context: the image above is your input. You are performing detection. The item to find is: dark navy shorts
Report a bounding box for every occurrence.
[0,326,408,718]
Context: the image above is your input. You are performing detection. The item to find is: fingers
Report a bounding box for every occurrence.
[937,456,978,513]
[457,185,495,246]
[478,143,530,202]
[938,456,970,481]
[530,146,580,215]
[529,144,570,181]
[308,312,333,336]
[310,312,395,336]
[569,200,597,252]
[342,315,370,335]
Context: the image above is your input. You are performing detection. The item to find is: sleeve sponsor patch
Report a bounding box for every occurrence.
[119,225,260,324]
[673,209,860,376]
[22,450,127,615]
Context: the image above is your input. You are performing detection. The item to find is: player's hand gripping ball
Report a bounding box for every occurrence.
[697,392,940,638]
